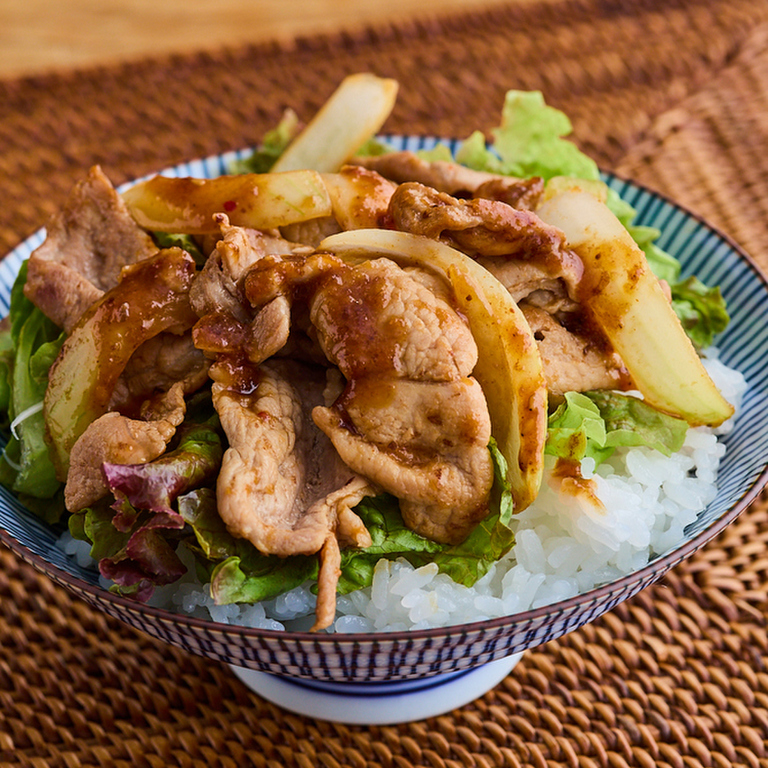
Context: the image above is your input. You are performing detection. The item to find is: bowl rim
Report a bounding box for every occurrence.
[1,159,767,646]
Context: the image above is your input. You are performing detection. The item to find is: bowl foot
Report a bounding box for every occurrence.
[229,652,523,725]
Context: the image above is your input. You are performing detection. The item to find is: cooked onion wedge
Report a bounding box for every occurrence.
[537,190,734,426]
[320,167,396,229]
[319,228,547,513]
[271,73,399,173]
[44,249,198,479]
[122,171,332,234]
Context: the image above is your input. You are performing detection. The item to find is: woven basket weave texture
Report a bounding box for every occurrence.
[2,0,768,766]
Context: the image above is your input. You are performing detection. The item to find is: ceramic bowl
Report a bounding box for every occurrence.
[1,139,767,724]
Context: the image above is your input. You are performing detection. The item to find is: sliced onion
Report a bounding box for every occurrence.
[537,190,734,426]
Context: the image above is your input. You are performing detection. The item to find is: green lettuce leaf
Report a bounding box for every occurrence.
[229,109,301,174]
[187,440,517,605]
[546,390,689,466]
[405,440,516,585]
[335,494,444,594]
[670,275,730,350]
[415,143,455,163]
[0,260,64,509]
[587,390,689,455]
[455,90,600,181]
[210,553,317,606]
[0,319,12,421]
[545,392,612,465]
[178,487,317,604]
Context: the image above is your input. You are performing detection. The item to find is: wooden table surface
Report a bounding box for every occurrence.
[0,0,550,79]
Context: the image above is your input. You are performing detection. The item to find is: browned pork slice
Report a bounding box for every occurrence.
[388,180,581,319]
[306,257,494,545]
[351,151,543,208]
[190,213,304,322]
[64,381,187,512]
[211,357,376,630]
[308,256,478,381]
[24,165,158,331]
[212,358,373,554]
[241,252,494,544]
[109,332,210,413]
[389,181,576,262]
[388,182,634,396]
[313,377,493,544]
[193,295,293,366]
[520,305,630,400]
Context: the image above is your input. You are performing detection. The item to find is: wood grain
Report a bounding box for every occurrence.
[0,0,547,78]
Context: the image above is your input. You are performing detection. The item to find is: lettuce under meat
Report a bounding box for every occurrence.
[183,440,515,606]
[0,261,65,520]
[546,390,689,466]
[179,487,317,604]
[104,419,223,517]
[70,500,187,600]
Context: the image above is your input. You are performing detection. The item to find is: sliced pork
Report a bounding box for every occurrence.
[24,165,158,331]
[521,304,630,400]
[243,253,494,546]
[211,357,376,629]
[388,182,633,397]
[190,213,304,322]
[351,150,543,208]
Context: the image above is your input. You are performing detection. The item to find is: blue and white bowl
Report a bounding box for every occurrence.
[1,140,767,724]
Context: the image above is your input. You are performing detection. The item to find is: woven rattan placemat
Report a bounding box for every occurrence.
[2,0,768,765]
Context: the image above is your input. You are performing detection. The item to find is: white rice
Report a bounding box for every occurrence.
[55,351,748,633]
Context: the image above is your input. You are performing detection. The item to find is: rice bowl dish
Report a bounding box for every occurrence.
[0,75,767,711]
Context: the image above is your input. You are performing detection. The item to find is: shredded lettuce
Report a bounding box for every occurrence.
[546,391,689,466]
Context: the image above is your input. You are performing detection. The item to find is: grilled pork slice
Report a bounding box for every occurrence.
[351,151,543,208]
[24,165,158,332]
[388,182,632,398]
[302,255,494,546]
[212,358,376,630]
